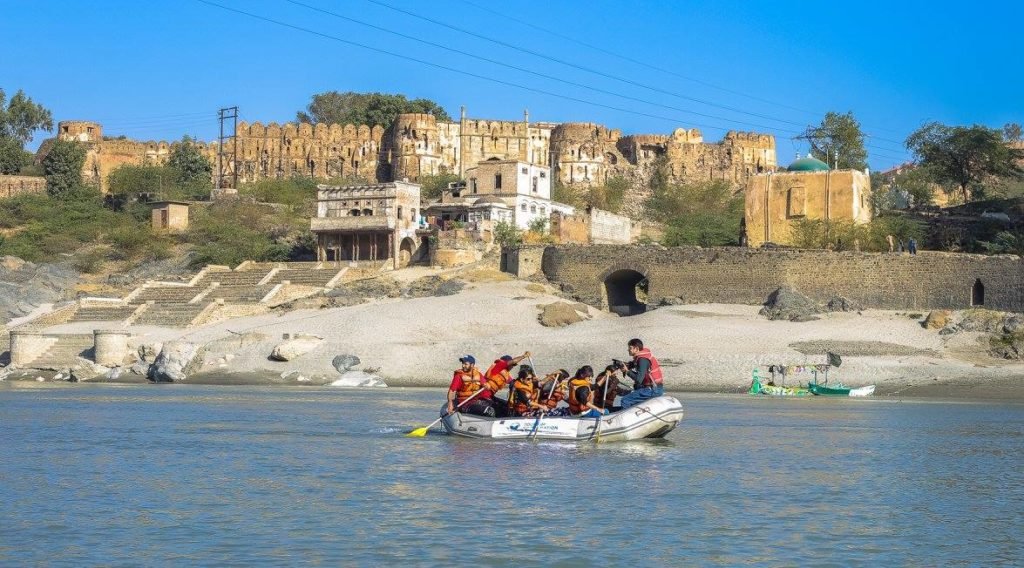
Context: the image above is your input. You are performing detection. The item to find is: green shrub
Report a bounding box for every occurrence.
[73,249,107,273]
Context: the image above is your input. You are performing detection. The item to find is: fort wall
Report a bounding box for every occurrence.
[0,175,46,198]
[539,245,1024,312]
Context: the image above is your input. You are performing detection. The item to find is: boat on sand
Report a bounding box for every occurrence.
[440,395,684,441]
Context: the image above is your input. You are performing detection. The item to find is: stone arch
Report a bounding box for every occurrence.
[599,265,650,316]
[972,278,985,306]
[399,237,416,268]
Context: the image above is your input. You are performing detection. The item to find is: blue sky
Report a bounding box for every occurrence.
[3,0,1021,169]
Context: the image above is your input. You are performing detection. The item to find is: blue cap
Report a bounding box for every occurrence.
[459,355,476,364]
[500,354,513,362]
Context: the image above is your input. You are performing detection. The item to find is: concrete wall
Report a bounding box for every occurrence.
[540,245,1024,312]
[503,245,546,278]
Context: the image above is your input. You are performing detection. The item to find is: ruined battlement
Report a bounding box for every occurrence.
[58,120,102,143]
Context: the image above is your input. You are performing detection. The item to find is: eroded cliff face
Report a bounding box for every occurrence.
[0,256,79,324]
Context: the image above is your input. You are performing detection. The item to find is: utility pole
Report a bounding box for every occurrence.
[216,106,239,196]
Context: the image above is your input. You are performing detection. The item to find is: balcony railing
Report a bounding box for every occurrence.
[310,216,393,232]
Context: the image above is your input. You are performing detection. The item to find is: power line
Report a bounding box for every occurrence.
[194,0,784,135]
[360,0,812,130]
[283,0,805,135]
[455,0,821,119]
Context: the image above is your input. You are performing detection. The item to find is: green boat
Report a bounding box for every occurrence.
[808,382,875,397]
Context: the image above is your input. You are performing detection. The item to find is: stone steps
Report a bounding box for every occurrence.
[132,286,202,304]
[209,285,275,303]
[68,306,136,323]
[271,269,343,287]
[132,303,208,327]
[196,269,274,288]
[28,334,95,368]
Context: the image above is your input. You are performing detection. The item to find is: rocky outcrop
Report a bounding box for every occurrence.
[759,286,821,322]
[404,276,465,298]
[923,310,952,330]
[330,369,387,387]
[332,354,361,373]
[0,256,79,323]
[990,332,1024,360]
[270,334,324,361]
[539,302,589,327]
[147,341,201,382]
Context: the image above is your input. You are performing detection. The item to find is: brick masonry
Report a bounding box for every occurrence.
[531,245,1024,312]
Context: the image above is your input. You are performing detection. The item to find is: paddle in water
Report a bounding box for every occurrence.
[407,387,485,437]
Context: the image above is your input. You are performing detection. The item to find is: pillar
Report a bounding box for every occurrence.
[9,330,54,367]
[94,330,131,366]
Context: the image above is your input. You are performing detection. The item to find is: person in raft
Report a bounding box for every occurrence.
[447,355,493,417]
[509,366,548,417]
[617,338,664,408]
[566,366,609,418]
[592,364,629,412]
[535,369,571,417]
[482,351,530,416]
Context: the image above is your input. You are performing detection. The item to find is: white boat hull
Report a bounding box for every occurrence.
[440,395,684,442]
[848,385,876,397]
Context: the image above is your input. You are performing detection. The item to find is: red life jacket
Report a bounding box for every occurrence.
[567,378,592,414]
[634,348,663,387]
[454,369,483,404]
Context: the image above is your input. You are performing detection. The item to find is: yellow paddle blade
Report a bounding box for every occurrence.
[406,427,429,437]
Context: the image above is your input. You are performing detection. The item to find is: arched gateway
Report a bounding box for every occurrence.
[603,268,649,316]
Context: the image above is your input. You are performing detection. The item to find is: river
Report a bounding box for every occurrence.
[1,384,1021,566]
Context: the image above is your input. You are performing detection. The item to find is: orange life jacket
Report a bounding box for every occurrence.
[541,385,565,410]
[511,379,537,416]
[483,361,512,393]
[634,348,663,387]
[567,378,592,415]
[454,368,484,404]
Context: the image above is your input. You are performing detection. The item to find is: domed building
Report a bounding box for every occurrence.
[744,154,871,247]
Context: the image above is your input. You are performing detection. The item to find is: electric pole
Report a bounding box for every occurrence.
[217,106,239,196]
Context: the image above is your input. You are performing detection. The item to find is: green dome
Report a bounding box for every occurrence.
[787,156,830,172]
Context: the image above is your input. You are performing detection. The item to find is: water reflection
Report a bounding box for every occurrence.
[0,385,1021,566]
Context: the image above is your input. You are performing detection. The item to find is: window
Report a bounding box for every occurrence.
[494,174,502,190]
[521,167,528,174]
[397,206,403,220]
[521,203,527,212]
[540,206,546,215]
[787,185,806,217]
[350,209,361,216]
[471,178,478,194]
[530,205,537,213]
[540,171,546,178]
[532,177,538,193]
[411,208,417,221]
[363,208,373,216]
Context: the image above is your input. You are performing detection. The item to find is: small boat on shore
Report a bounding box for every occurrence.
[440,395,684,441]
[748,370,809,396]
[808,382,876,397]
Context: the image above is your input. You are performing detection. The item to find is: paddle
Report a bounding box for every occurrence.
[406,387,485,437]
[526,355,548,440]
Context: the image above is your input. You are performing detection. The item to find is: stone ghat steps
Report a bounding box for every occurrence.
[29,334,95,368]
[196,269,273,287]
[68,306,136,323]
[132,287,202,304]
[209,285,275,303]
[132,303,208,327]
[271,269,343,287]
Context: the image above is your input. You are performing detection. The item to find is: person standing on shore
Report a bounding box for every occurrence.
[619,338,665,408]
[908,237,918,255]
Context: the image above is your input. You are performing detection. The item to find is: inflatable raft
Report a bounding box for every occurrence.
[440,395,684,441]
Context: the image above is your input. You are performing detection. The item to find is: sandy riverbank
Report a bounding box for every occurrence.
[24,271,1024,400]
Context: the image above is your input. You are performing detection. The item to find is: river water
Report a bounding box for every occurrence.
[1,384,1021,566]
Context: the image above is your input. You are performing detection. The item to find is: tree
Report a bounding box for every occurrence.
[0,88,53,145]
[802,111,868,170]
[419,172,462,200]
[585,176,628,213]
[905,122,1024,202]
[42,139,87,197]
[647,179,743,246]
[167,136,212,185]
[1004,123,1023,142]
[0,136,31,175]
[296,91,452,126]
[107,164,179,197]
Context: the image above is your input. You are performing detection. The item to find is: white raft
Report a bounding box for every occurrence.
[440,395,684,442]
